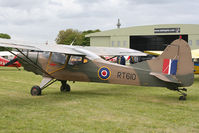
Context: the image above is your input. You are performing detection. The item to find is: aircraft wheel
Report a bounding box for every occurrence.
[31,86,42,96]
[60,85,66,92]
[60,84,71,92]
[179,96,186,101]
[66,84,71,92]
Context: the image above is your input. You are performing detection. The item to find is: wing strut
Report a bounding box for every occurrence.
[40,77,58,90]
[6,48,54,78]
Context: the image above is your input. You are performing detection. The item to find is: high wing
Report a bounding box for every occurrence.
[0,39,147,57]
[81,46,147,56]
[0,39,85,56]
[0,39,39,51]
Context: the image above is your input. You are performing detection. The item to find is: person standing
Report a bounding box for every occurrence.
[120,56,126,65]
[117,56,126,65]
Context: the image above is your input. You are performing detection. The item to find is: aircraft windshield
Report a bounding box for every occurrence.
[43,52,88,65]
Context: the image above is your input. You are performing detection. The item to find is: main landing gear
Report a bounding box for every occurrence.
[30,77,71,96]
[31,85,42,96]
[60,80,71,92]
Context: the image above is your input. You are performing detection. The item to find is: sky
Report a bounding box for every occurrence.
[0,0,199,43]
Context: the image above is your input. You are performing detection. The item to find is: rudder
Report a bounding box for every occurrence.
[147,39,194,87]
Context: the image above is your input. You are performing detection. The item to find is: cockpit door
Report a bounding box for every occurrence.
[45,52,70,74]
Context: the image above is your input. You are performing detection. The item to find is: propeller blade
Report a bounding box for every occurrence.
[5,58,18,66]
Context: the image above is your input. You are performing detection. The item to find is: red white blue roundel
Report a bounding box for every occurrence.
[98,66,111,80]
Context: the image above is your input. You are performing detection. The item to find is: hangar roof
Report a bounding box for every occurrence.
[86,24,199,37]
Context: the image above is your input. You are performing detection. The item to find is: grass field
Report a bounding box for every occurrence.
[0,67,199,133]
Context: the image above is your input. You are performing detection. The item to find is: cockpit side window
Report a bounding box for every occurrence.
[68,55,88,65]
[43,52,88,66]
[43,52,67,65]
[51,53,67,64]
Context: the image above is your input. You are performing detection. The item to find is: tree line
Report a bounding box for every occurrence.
[55,29,100,46]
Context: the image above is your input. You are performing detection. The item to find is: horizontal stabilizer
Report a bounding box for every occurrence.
[150,72,181,84]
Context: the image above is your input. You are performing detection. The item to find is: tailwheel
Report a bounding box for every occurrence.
[178,88,187,101]
[179,95,186,100]
[60,80,71,92]
[31,85,42,96]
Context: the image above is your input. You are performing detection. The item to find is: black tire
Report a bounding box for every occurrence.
[179,96,186,101]
[66,84,71,92]
[60,84,71,92]
[60,85,66,92]
[31,86,41,96]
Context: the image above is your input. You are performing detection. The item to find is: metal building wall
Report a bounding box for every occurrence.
[86,24,199,50]
[90,36,110,47]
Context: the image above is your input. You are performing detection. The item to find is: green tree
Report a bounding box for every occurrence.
[0,33,11,39]
[55,29,100,46]
[55,29,83,46]
[0,33,11,51]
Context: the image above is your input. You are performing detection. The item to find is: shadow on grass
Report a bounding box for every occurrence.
[185,94,199,101]
[45,88,132,98]
[39,87,186,104]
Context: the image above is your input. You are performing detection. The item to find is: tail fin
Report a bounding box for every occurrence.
[147,39,194,87]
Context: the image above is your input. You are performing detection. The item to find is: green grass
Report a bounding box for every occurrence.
[0,67,199,133]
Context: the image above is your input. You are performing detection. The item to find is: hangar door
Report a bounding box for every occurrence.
[130,35,188,51]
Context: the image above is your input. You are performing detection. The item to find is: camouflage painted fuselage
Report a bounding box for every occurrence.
[18,39,194,89]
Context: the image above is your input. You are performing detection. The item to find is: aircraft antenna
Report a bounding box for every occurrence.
[70,37,76,46]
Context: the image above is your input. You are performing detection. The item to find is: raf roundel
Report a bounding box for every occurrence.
[98,66,111,80]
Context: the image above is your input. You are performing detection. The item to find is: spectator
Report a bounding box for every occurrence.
[120,56,126,65]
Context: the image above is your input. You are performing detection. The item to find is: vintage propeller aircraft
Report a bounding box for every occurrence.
[0,38,194,100]
[0,51,21,68]
[0,55,21,68]
[0,51,18,60]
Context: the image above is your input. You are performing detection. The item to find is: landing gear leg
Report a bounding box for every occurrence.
[30,77,57,96]
[177,88,187,101]
[60,80,71,92]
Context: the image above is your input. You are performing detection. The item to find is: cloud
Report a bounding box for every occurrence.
[0,0,48,10]
[0,0,198,42]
